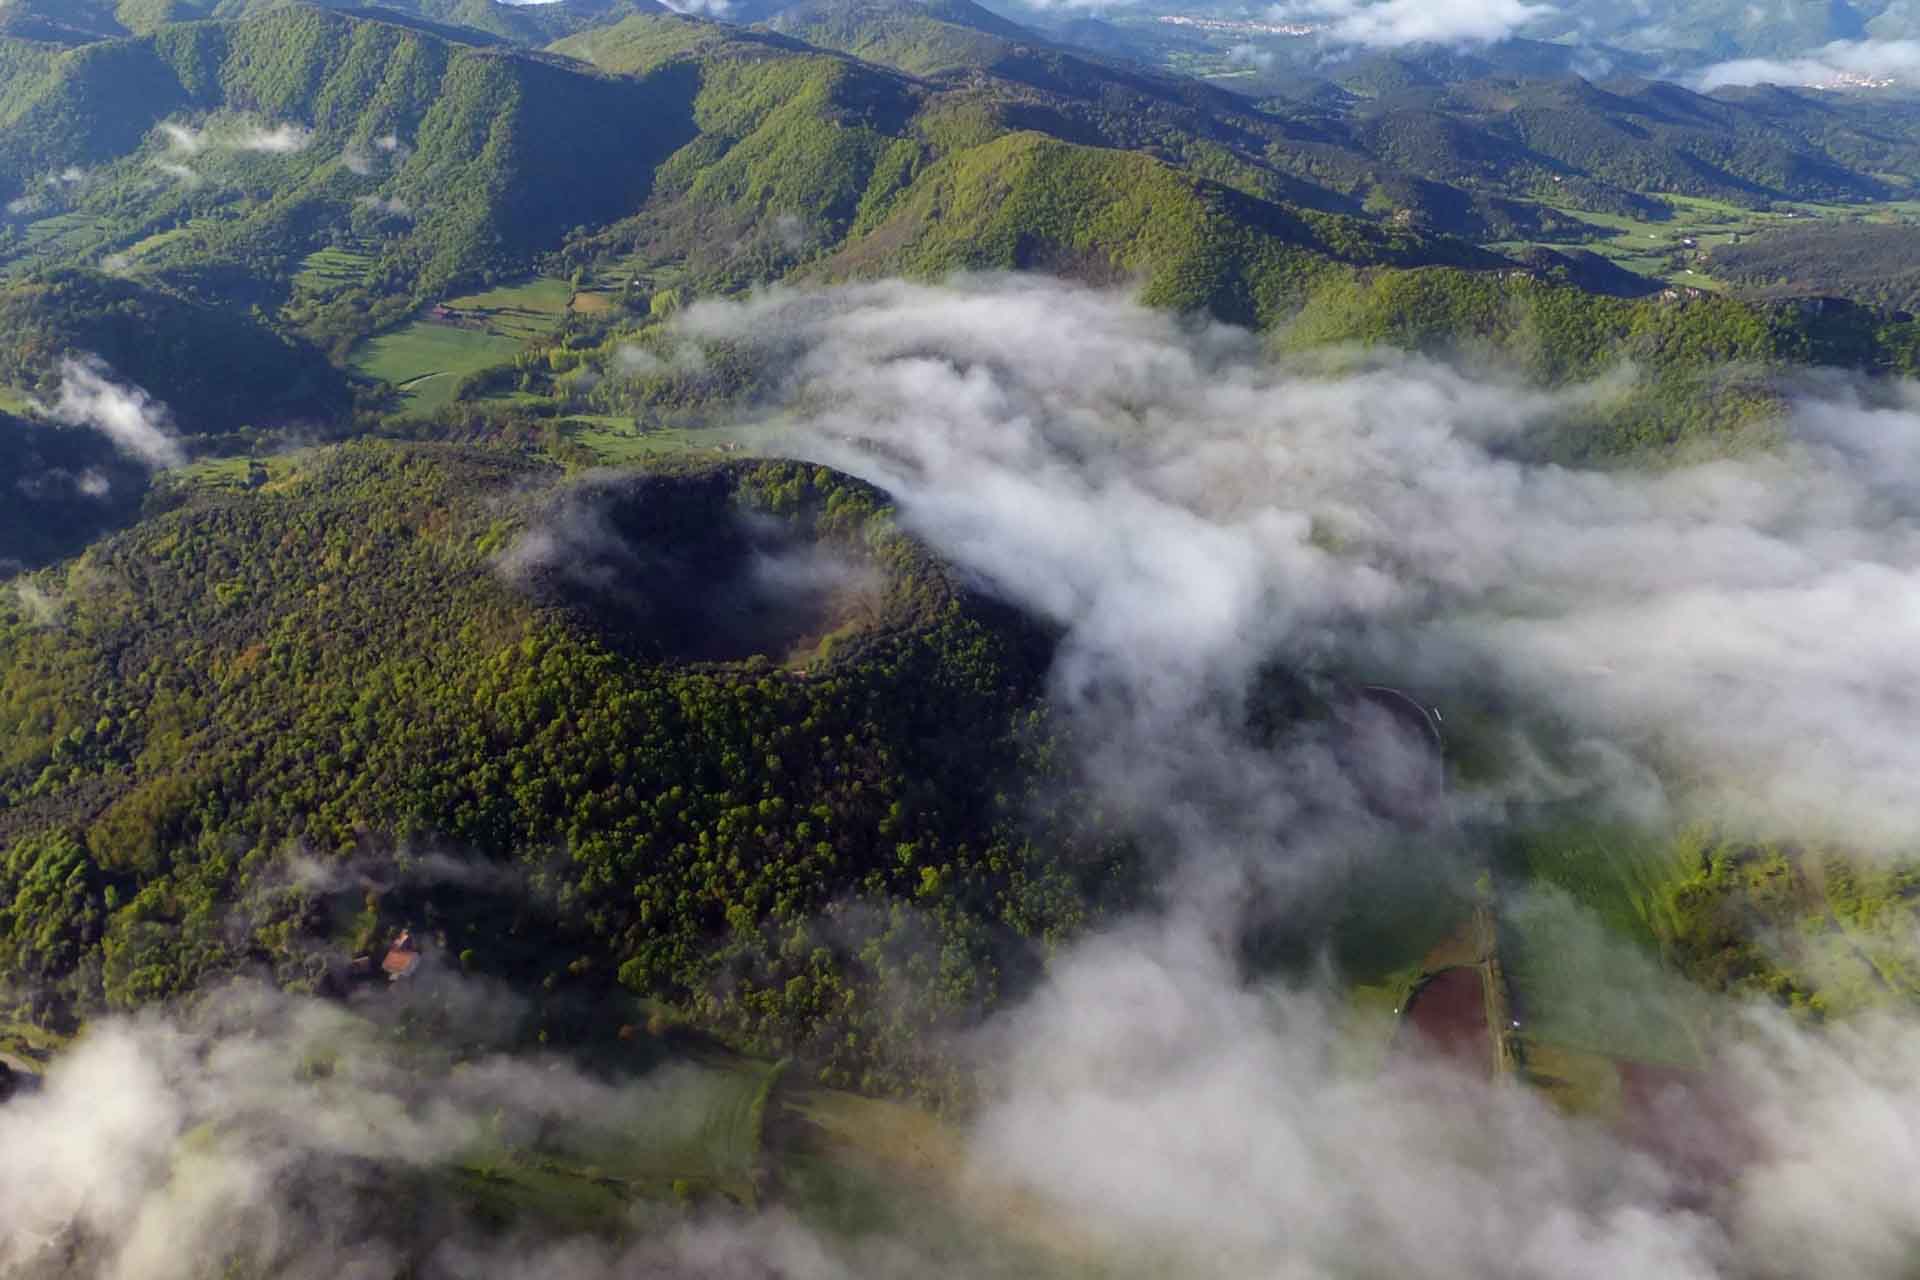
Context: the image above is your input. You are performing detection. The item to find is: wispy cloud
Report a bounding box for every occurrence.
[152,118,314,184]
[39,355,184,470]
[1267,0,1550,46]
[675,277,1920,853]
[1695,37,1920,90]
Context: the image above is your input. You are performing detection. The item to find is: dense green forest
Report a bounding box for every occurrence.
[0,448,1134,1097]
[0,412,153,573]
[1705,221,1920,313]
[0,268,352,434]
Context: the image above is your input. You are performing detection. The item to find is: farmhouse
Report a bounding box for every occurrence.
[382,930,422,981]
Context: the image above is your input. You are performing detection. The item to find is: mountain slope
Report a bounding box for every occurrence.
[0,6,700,304]
[0,444,1121,1092]
[756,0,1037,76]
[0,268,353,433]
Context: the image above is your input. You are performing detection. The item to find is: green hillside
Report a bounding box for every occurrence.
[758,0,1035,77]
[0,411,152,574]
[0,6,699,315]
[0,268,352,434]
[821,129,1457,324]
[0,445,1129,1096]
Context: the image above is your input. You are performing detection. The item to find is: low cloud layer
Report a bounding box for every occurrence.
[672,277,1920,853]
[1268,0,1550,47]
[0,983,887,1280]
[40,356,184,470]
[964,915,1920,1280]
[11,930,1920,1279]
[1695,37,1920,89]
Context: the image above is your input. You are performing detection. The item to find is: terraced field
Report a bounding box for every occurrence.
[292,244,376,295]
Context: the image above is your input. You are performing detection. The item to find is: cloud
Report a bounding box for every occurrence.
[5,165,90,216]
[17,947,1920,1279]
[345,134,411,176]
[39,355,185,470]
[153,160,200,187]
[237,124,314,155]
[671,277,1920,854]
[960,909,1920,1280]
[357,194,413,219]
[158,122,207,155]
[7,581,63,626]
[612,345,664,377]
[1268,0,1550,46]
[152,118,314,184]
[1227,42,1276,69]
[1694,38,1920,90]
[0,982,847,1279]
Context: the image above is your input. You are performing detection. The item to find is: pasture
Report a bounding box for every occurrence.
[349,277,587,412]
[436,1048,785,1230]
[773,1087,1107,1275]
[1493,194,1920,290]
[1500,885,1704,1068]
[558,414,790,464]
[351,320,526,413]
[0,212,115,278]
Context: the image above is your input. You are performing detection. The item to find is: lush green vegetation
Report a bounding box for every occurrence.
[0,268,352,437]
[759,0,1032,77]
[1706,219,1920,313]
[0,446,1134,1099]
[0,411,154,573]
[0,6,700,342]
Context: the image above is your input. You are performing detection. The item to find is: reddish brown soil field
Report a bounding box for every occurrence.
[1392,966,1492,1079]
[1616,1061,1757,1197]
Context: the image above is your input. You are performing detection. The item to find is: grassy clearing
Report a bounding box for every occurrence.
[444,277,575,340]
[172,456,258,489]
[434,1049,784,1227]
[1325,839,1477,986]
[350,277,593,411]
[171,450,318,493]
[1337,984,1406,1077]
[0,1018,69,1083]
[1500,886,1705,1067]
[558,415,791,463]
[352,321,526,412]
[774,1088,1107,1275]
[0,212,116,277]
[1521,1041,1624,1117]
[1497,821,1692,953]
[1497,193,1920,291]
[0,384,35,415]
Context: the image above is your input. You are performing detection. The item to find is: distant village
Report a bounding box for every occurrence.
[1156,13,1317,36]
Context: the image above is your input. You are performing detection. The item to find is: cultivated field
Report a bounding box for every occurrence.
[1494,195,1920,290]
[349,277,589,412]
[1390,965,1493,1079]
[352,320,527,413]
[447,1049,785,1223]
